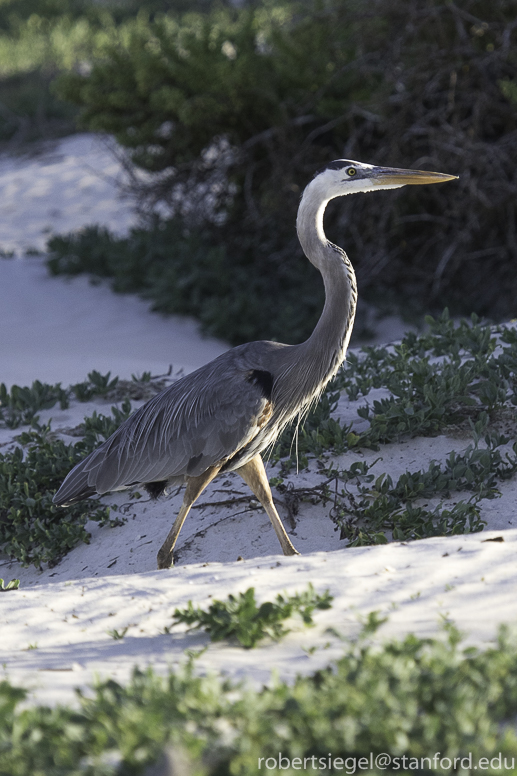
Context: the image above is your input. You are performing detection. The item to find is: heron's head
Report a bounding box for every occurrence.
[312,159,458,199]
[297,159,457,261]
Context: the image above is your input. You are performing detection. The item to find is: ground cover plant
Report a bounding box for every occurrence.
[0,403,132,569]
[171,584,333,647]
[272,418,515,548]
[270,313,517,545]
[0,386,136,568]
[0,577,19,591]
[0,367,172,568]
[0,380,69,429]
[2,620,517,773]
[276,311,517,457]
[1,313,516,568]
[0,370,125,430]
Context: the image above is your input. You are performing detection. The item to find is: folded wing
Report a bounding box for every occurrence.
[53,353,272,506]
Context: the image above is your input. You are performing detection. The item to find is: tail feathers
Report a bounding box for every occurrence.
[53,485,97,507]
[53,465,98,507]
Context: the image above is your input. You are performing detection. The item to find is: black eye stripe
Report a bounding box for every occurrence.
[314,159,354,178]
[313,160,362,178]
[325,160,351,171]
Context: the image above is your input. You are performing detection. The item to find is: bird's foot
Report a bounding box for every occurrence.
[283,545,300,557]
[157,548,174,570]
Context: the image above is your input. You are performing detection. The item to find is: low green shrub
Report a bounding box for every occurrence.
[273,414,516,547]
[71,370,119,402]
[275,312,517,460]
[0,380,69,429]
[0,400,131,569]
[0,371,124,429]
[172,584,333,648]
[330,420,515,545]
[2,622,517,773]
[0,428,108,569]
[0,578,19,591]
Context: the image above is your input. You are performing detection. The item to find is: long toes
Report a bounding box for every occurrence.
[283,546,300,557]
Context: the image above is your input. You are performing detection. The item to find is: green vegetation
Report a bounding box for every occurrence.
[0,1,514,340]
[328,420,514,546]
[107,626,130,640]
[3,622,517,773]
[275,311,517,459]
[268,313,517,546]
[1,314,517,568]
[43,0,517,344]
[0,578,19,591]
[172,585,333,648]
[0,364,171,569]
[0,370,127,429]
[0,0,228,146]
[273,418,514,548]
[0,380,69,429]
[0,401,131,568]
[71,370,119,402]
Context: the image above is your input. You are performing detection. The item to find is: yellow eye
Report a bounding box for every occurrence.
[347,168,357,176]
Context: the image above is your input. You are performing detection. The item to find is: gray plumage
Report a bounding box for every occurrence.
[53,159,456,567]
[56,343,287,500]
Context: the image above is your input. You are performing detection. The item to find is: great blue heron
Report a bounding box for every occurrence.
[54,160,456,568]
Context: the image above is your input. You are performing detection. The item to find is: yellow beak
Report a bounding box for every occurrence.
[371,167,458,185]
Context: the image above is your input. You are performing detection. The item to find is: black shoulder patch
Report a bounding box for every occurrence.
[187,453,204,475]
[247,369,274,400]
[144,480,168,499]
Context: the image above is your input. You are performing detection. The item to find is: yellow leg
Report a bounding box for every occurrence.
[236,454,300,557]
[157,465,221,569]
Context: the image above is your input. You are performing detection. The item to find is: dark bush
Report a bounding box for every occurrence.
[51,0,517,343]
[47,220,324,344]
[0,0,225,147]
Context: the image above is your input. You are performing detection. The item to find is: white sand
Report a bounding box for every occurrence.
[0,134,228,387]
[2,530,515,708]
[0,133,516,707]
[0,259,228,387]
[0,134,135,254]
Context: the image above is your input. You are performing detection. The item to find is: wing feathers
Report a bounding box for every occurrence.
[53,350,273,505]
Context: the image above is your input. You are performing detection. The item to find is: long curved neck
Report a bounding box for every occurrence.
[295,183,357,384]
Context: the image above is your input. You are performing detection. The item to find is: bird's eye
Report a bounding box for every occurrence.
[347,168,357,176]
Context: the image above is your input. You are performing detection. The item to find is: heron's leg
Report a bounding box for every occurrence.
[157,465,221,570]
[236,454,300,557]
